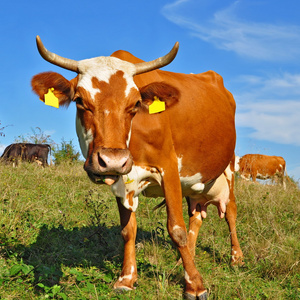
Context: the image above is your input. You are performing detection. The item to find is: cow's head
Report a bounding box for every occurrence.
[31,36,179,185]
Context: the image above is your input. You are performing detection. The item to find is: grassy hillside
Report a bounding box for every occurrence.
[0,162,299,299]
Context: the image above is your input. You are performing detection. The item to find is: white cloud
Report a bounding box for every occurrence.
[162,0,300,61]
[288,165,300,183]
[0,144,7,156]
[236,102,300,145]
[235,72,300,146]
[236,73,300,99]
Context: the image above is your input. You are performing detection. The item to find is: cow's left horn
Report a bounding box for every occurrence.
[36,36,79,73]
[134,42,179,75]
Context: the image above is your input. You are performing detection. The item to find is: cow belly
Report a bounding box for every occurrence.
[188,173,230,218]
[256,173,270,180]
[143,172,230,219]
[110,164,228,212]
[241,173,251,181]
[142,174,205,198]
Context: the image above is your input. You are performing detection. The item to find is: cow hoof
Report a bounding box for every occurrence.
[114,286,133,293]
[184,290,208,300]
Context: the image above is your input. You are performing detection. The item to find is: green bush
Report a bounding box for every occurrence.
[53,140,81,165]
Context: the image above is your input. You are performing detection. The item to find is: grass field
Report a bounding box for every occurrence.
[0,162,299,299]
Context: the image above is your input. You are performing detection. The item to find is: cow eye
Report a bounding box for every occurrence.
[135,100,141,108]
[131,100,141,113]
[74,97,83,106]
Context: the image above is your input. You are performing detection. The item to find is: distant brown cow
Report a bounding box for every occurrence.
[236,154,288,188]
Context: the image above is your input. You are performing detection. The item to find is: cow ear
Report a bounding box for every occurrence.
[140,82,180,108]
[31,72,77,107]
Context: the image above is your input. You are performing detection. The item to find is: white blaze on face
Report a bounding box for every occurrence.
[77,56,138,101]
[76,115,93,159]
[75,56,138,155]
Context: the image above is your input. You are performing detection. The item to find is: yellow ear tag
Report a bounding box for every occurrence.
[149,96,165,114]
[44,88,59,108]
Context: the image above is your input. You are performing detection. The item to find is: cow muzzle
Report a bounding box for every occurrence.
[84,148,133,185]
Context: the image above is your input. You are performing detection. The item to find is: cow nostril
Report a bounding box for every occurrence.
[98,153,107,168]
[122,160,127,168]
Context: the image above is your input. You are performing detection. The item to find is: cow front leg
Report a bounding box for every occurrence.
[114,197,138,290]
[163,174,207,299]
[225,192,244,266]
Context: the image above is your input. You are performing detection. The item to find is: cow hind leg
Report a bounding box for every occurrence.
[225,190,244,266]
[279,172,286,190]
[114,197,138,291]
[186,197,203,261]
[176,198,202,267]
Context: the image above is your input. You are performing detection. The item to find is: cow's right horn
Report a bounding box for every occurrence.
[36,35,79,73]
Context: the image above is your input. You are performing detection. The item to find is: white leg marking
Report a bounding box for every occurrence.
[185,271,192,284]
[119,266,135,282]
[173,225,182,231]
[196,213,202,220]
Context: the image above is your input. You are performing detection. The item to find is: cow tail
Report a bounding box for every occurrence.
[284,166,292,183]
[48,144,52,166]
[153,199,166,211]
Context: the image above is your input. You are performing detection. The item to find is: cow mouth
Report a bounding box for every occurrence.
[89,173,119,186]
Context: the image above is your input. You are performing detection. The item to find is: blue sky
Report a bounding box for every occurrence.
[1,0,300,181]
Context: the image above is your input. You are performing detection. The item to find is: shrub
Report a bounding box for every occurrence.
[53,140,81,165]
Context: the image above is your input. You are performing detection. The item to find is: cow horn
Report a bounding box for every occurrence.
[134,42,179,75]
[36,35,79,73]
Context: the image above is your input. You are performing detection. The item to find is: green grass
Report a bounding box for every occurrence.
[0,162,299,299]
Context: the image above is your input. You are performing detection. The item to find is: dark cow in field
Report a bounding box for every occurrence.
[31,35,244,299]
[0,143,51,167]
[236,154,289,189]
[1,143,23,167]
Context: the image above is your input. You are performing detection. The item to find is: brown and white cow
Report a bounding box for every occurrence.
[236,154,288,189]
[31,36,243,299]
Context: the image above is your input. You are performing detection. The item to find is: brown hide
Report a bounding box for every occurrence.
[112,50,236,183]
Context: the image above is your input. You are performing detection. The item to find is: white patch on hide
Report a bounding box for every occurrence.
[184,271,192,284]
[110,165,162,211]
[234,156,240,172]
[224,163,233,182]
[172,225,181,231]
[177,156,183,173]
[76,115,93,158]
[180,172,204,194]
